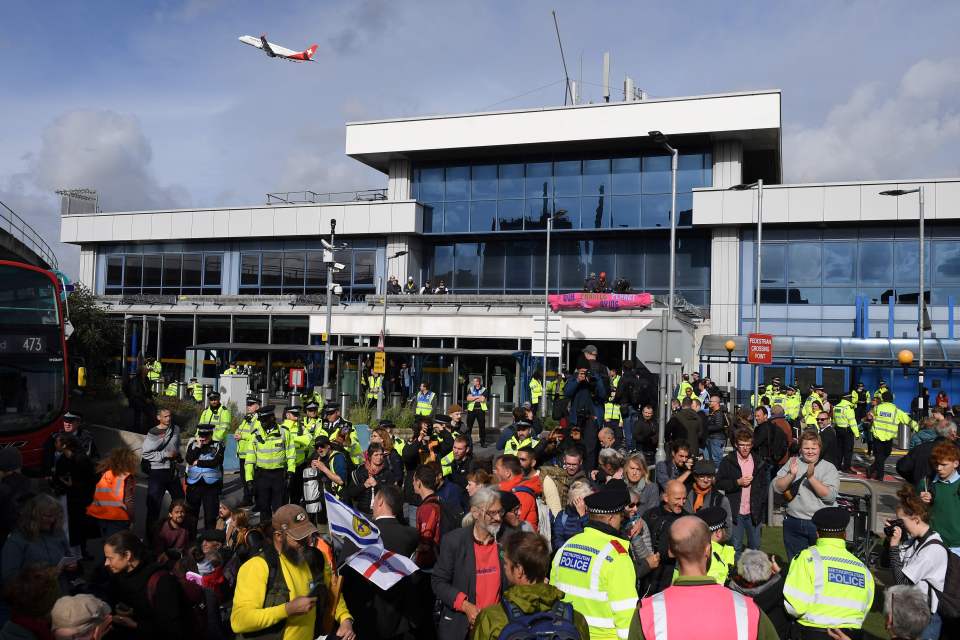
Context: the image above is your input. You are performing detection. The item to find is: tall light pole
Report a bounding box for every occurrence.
[376,250,408,419]
[322,219,337,398]
[649,131,677,462]
[542,210,566,418]
[881,186,926,416]
[729,180,764,425]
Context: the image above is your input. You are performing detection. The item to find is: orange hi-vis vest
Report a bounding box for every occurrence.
[86,470,130,521]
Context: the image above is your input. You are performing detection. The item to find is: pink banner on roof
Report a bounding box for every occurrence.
[548,292,653,312]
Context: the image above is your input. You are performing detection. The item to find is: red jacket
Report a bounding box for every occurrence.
[415,494,442,568]
[498,475,539,531]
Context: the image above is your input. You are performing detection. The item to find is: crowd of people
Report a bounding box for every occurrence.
[2,349,959,639]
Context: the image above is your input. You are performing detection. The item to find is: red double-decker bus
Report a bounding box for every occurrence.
[0,260,69,468]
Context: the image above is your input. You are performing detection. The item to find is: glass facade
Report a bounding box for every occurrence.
[427,232,711,305]
[412,151,711,234]
[746,226,960,305]
[239,248,376,300]
[105,252,221,295]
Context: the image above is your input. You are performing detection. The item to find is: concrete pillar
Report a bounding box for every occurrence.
[388,159,412,200]
[79,247,97,290]
[712,140,743,189]
[709,227,741,391]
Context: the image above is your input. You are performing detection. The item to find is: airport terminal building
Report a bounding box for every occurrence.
[60,88,960,409]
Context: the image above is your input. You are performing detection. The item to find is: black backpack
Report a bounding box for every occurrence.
[496,598,581,640]
[917,522,960,618]
[426,495,463,537]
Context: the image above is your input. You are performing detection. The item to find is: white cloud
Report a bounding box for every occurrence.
[784,57,960,183]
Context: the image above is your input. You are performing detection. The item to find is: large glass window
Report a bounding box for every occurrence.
[822,242,856,284]
[859,241,892,284]
[142,255,161,289]
[413,150,709,233]
[760,244,786,286]
[260,252,282,294]
[182,254,202,293]
[788,244,821,284]
[935,241,960,283]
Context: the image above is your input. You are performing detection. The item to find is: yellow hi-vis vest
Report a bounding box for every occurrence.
[165,382,179,397]
[244,425,295,481]
[504,436,539,456]
[284,418,312,466]
[415,391,435,416]
[871,402,917,442]
[611,375,621,391]
[236,414,260,459]
[676,381,693,400]
[550,525,638,640]
[529,379,543,404]
[366,375,383,400]
[783,394,801,420]
[832,400,859,437]
[466,386,487,411]
[188,383,203,402]
[671,540,735,586]
[783,537,874,630]
[604,401,621,422]
[199,406,232,442]
[147,361,162,381]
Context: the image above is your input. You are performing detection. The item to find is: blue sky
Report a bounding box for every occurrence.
[2,0,959,276]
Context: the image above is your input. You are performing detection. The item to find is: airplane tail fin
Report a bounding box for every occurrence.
[304,44,318,60]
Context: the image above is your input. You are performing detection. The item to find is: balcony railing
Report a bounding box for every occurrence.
[265,189,388,205]
[0,199,59,270]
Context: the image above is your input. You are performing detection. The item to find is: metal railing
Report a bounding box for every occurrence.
[265,189,388,205]
[0,199,59,269]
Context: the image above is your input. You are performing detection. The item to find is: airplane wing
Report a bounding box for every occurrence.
[237,35,317,63]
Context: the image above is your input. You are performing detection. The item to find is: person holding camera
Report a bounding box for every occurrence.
[886,485,948,640]
[564,357,607,472]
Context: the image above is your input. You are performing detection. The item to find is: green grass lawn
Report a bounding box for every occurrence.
[760,526,889,640]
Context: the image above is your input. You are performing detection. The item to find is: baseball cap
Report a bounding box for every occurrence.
[51,594,111,633]
[582,344,598,355]
[273,504,318,540]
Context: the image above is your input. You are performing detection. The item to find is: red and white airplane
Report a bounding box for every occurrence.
[238,34,318,62]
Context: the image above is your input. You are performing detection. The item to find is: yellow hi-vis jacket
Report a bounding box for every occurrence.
[871,402,917,442]
[604,401,622,423]
[244,425,296,481]
[783,537,874,630]
[529,378,543,405]
[832,400,859,437]
[783,394,801,420]
[366,375,383,400]
[236,414,261,460]
[551,523,637,640]
[199,406,232,442]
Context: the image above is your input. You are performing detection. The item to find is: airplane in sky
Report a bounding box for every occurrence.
[238,34,318,62]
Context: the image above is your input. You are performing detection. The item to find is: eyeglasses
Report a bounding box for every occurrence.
[817,418,829,423]
[483,508,504,519]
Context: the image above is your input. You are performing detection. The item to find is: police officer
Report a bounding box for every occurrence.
[377,418,406,456]
[199,392,232,442]
[187,377,203,403]
[603,390,623,444]
[869,391,917,480]
[146,356,162,383]
[184,424,225,530]
[283,405,312,504]
[323,406,362,465]
[245,405,296,522]
[784,507,874,638]
[874,379,893,403]
[503,420,538,456]
[832,393,859,473]
[431,414,458,477]
[222,361,240,375]
[697,505,735,586]
[676,373,693,401]
[851,382,870,422]
[551,480,637,640]
[783,386,801,422]
[465,376,488,447]
[235,396,260,507]
[366,371,383,406]
[414,382,436,417]
[164,378,179,397]
[529,371,544,417]
[302,401,323,438]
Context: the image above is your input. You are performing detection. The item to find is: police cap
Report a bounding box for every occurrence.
[812,507,850,533]
[196,424,215,436]
[697,505,728,532]
[433,414,452,425]
[693,459,717,476]
[284,406,300,416]
[841,392,853,400]
[245,396,259,405]
[207,392,221,400]
[377,419,395,429]
[514,420,533,431]
[323,406,339,416]
[784,386,796,393]
[258,405,276,418]
[584,479,630,515]
[772,377,782,384]
[879,379,887,385]
[63,411,82,422]
[304,401,319,411]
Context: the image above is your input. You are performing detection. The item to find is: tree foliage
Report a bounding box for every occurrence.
[66,283,121,378]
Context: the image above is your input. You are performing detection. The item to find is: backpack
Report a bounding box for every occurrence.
[147,569,207,637]
[512,485,552,549]
[496,597,581,640]
[426,495,463,538]
[917,523,960,618]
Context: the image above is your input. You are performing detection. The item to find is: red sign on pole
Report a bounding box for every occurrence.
[747,333,773,365]
[288,368,306,389]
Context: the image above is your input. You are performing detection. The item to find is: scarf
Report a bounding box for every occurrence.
[692,484,712,512]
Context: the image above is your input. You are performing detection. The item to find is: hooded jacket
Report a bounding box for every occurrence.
[471,583,591,640]
[729,574,790,639]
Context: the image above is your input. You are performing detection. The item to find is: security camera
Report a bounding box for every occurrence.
[321,239,334,251]
[333,262,346,271]
[332,284,343,295]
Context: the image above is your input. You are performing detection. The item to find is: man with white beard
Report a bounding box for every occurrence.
[432,486,509,640]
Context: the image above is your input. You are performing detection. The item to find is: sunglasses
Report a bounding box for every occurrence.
[817,418,829,422]
[628,502,640,508]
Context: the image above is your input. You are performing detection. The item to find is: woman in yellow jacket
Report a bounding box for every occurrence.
[802,400,824,430]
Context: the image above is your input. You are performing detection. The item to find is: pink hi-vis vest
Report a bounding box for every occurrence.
[639,582,760,640]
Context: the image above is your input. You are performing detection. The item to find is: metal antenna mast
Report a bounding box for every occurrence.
[552,10,573,105]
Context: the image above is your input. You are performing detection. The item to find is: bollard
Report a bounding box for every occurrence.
[339,392,351,418]
[489,394,500,435]
[176,381,187,401]
[290,391,301,408]
[441,392,452,414]
[153,380,165,396]
[259,389,270,407]
[897,422,912,450]
[202,384,212,408]
[390,392,402,409]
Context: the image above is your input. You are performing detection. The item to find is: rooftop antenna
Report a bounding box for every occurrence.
[602,52,610,102]
[551,10,573,106]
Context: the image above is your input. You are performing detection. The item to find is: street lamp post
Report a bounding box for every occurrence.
[649,131,677,462]
[542,210,566,419]
[322,220,337,399]
[729,180,764,425]
[377,250,408,419]
[881,186,926,416]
